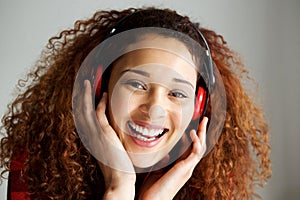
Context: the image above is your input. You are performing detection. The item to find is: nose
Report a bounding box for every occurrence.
[139,87,167,121]
[149,104,165,121]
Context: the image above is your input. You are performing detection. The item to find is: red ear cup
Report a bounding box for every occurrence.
[192,87,207,120]
[92,65,103,101]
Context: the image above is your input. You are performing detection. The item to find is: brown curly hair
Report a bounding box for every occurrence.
[0,7,271,199]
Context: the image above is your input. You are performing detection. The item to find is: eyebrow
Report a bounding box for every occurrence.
[121,69,194,89]
[120,69,150,77]
[173,78,195,89]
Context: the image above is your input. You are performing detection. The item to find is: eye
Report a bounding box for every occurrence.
[125,80,147,90]
[169,90,187,98]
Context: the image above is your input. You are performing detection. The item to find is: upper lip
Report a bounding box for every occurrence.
[132,120,166,130]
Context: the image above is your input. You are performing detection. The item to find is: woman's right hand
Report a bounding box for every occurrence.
[74,80,136,199]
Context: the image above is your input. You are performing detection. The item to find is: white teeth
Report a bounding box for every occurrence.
[135,133,156,142]
[128,121,164,138]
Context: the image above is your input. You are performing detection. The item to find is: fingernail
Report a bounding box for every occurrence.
[203,117,208,125]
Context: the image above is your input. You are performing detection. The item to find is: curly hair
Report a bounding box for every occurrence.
[0,7,271,199]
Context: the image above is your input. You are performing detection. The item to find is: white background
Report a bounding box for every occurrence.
[1,0,300,199]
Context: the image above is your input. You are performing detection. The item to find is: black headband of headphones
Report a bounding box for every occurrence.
[105,9,215,90]
[89,9,216,117]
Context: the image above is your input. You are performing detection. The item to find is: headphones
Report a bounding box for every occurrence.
[90,10,215,121]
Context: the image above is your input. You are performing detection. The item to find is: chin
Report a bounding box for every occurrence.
[133,161,155,169]
[129,152,168,169]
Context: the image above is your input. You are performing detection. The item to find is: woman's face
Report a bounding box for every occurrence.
[107,35,197,168]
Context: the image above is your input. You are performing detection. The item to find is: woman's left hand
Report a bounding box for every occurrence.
[139,117,208,200]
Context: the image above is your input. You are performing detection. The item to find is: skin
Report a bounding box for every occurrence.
[78,35,208,199]
[107,47,197,168]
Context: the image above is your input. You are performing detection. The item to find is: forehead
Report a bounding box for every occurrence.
[125,33,196,67]
[114,49,197,82]
[112,34,197,80]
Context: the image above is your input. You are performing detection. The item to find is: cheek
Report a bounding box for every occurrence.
[174,101,194,130]
[109,86,137,131]
[111,85,144,116]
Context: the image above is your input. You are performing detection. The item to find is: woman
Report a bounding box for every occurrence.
[0,7,271,199]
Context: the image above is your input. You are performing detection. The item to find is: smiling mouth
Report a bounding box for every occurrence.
[127,121,168,142]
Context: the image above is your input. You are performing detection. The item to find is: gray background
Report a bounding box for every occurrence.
[1,0,299,199]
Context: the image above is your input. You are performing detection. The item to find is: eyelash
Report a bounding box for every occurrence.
[169,91,188,98]
[124,80,188,99]
[125,80,147,90]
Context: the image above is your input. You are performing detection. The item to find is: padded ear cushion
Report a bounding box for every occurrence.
[92,65,103,102]
[192,86,207,120]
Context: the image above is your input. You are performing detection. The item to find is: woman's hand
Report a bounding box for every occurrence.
[139,117,208,200]
[73,80,136,200]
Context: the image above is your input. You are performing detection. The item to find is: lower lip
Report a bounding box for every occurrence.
[127,123,166,148]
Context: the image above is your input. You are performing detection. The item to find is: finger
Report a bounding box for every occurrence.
[75,80,94,126]
[183,128,206,167]
[197,117,208,146]
[96,92,107,113]
[189,129,198,144]
[189,129,201,156]
[83,80,93,111]
[95,93,121,146]
[96,92,111,130]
